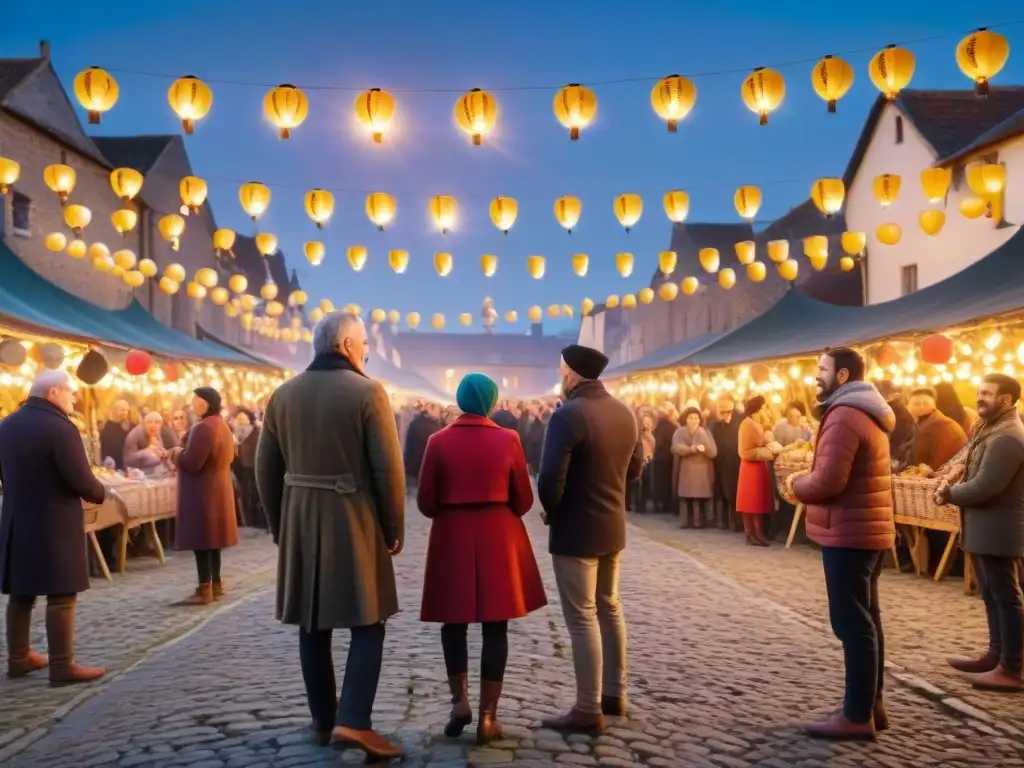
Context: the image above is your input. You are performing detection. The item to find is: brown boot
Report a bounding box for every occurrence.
[752,514,771,546]
[542,707,605,735]
[212,581,225,601]
[873,697,889,732]
[947,651,999,673]
[174,583,213,606]
[476,679,503,746]
[444,673,472,737]
[46,598,105,686]
[601,695,628,718]
[806,710,876,741]
[330,726,404,760]
[964,666,1024,691]
[6,601,48,678]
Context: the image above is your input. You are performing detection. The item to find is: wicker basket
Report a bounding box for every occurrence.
[774,458,810,505]
[891,475,961,529]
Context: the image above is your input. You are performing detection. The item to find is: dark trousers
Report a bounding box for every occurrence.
[975,554,1024,675]
[679,498,706,526]
[441,621,509,682]
[236,466,264,528]
[9,593,75,606]
[629,464,652,513]
[652,457,674,512]
[821,547,885,723]
[299,622,386,731]
[194,549,222,584]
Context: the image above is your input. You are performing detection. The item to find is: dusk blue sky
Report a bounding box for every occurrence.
[3,1,1023,333]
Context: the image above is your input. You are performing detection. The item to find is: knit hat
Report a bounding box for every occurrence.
[456,373,499,417]
[561,344,609,380]
[193,386,222,415]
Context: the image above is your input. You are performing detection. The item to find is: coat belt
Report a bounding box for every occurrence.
[283,473,357,494]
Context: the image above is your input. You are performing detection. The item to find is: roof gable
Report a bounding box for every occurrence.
[0,58,42,103]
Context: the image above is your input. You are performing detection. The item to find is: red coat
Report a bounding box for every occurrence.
[417,414,547,624]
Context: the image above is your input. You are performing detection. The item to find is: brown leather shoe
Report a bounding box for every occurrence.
[873,698,889,732]
[601,695,627,718]
[947,652,999,674]
[542,707,605,734]
[330,726,403,760]
[45,598,105,687]
[806,711,876,741]
[212,581,226,601]
[174,583,214,606]
[964,666,1024,691]
[476,679,503,746]
[6,601,48,678]
[444,673,472,737]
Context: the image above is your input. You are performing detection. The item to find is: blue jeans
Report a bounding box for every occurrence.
[299,622,386,731]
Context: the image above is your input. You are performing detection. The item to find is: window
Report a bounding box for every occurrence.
[901,264,918,296]
[11,191,31,235]
[895,115,904,144]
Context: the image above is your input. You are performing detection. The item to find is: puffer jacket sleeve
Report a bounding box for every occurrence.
[792,409,859,504]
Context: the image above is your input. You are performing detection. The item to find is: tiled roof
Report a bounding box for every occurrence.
[230,234,293,293]
[93,135,176,173]
[939,106,1024,164]
[393,331,567,367]
[0,58,42,103]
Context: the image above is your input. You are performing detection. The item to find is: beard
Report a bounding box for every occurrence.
[815,376,837,403]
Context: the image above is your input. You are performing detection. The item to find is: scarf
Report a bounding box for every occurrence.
[962,408,1020,477]
[306,351,366,376]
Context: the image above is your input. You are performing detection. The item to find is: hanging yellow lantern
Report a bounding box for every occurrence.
[168,75,213,134]
[429,195,458,234]
[581,298,595,315]
[735,241,755,265]
[73,66,118,124]
[123,270,145,289]
[348,245,368,272]
[741,67,785,125]
[489,197,517,234]
[226,303,240,319]
[239,294,258,312]
[663,190,690,223]
[553,83,597,140]
[841,231,866,255]
[112,248,135,270]
[621,294,637,310]
[157,214,185,251]
[547,304,561,319]
[455,88,498,145]
[658,250,678,275]
[919,209,946,236]
[681,276,700,295]
[839,256,856,272]
[614,193,643,232]
[961,197,988,219]
[481,254,498,277]
[266,300,285,318]
[163,263,187,283]
[767,240,789,263]
[304,189,335,229]
[957,29,1009,96]
[239,182,271,221]
[354,88,396,143]
[138,258,158,278]
[554,195,582,233]
[920,168,952,204]
[966,162,1007,197]
[505,310,518,323]
[699,248,720,273]
[186,281,207,300]
[228,274,248,294]
[407,312,421,329]
[213,228,236,257]
[658,282,678,301]
[92,253,113,271]
[159,276,180,295]
[811,178,845,216]
[872,174,901,207]
[45,232,67,252]
[639,287,655,304]
[527,255,545,279]
[650,74,696,131]
[344,303,361,316]
[320,299,336,313]
[803,235,828,260]
[431,314,445,330]
[260,281,279,301]
[615,252,634,278]
[111,208,137,236]
[869,45,915,99]
[195,267,218,289]
[811,55,854,113]
[89,243,110,262]
[434,252,453,277]
[571,253,589,277]
[264,84,308,139]
[777,259,799,281]
[371,308,387,324]
[0,157,20,194]
[110,168,143,202]
[528,305,543,323]
[366,192,396,230]
[605,295,620,310]
[67,239,87,259]
[43,164,76,202]
[303,241,325,266]
[876,222,902,246]
[389,249,409,274]
[734,186,761,220]
[809,253,828,271]
[210,286,230,306]
[251,233,276,258]
[458,312,472,326]
[747,261,767,283]
[179,176,208,213]
[387,309,400,325]
[718,268,737,289]
[63,204,92,235]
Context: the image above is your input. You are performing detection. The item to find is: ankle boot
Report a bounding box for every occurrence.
[717,504,730,530]
[873,697,889,731]
[212,581,225,601]
[693,505,704,529]
[476,679,503,746]
[679,504,691,529]
[751,515,770,546]
[444,673,472,737]
[6,601,48,678]
[174,583,214,606]
[46,598,105,686]
[947,651,999,674]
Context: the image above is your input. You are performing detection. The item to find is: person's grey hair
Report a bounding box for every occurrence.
[29,369,72,399]
[312,311,363,357]
[143,411,163,425]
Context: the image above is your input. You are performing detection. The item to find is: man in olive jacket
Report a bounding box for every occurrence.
[256,312,405,760]
[938,373,1024,691]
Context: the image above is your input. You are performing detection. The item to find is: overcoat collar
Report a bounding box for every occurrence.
[449,413,499,429]
[23,397,73,424]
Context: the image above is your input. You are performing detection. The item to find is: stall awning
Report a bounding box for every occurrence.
[605,331,730,377]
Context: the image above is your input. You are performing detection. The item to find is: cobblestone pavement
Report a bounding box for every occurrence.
[7,504,1024,767]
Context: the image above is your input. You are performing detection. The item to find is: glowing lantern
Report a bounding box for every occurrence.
[957,29,1010,96]
[168,75,213,133]
[264,84,308,139]
[434,252,453,277]
[777,259,799,281]
[734,186,762,220]
[718,268,737,290]
[681,276,700,295]
[841,231,866,255]
[553,83,597,140]
[156,215,184,251]
[308,307,324,323]
[581,298,595,315]
[138,258,157,278]
[46,232,67,252]
[210,286,230,306]
[605,295,620,310]
[387,310,400,325]
[527,255,545,279]
[455,88,498,145]
[811,55,854,113]
[430,195,458,234]
[639,287,655,304]
[869,45,915,99]
[265,300,285,318]
[839,256,856,272]
[287,291,307,309]
[505,310,518,323]
[304,189,335,229]
[961,197,987,219]
[239,294,258,312]
[161,265,185,286]
[0,157,20,194]
[699,248,720,273]
[228,274,248,293]
[767,240,789,263]
[966,162,1007,197]
[186,282,207,300]
[481,254,498,277]
[528,306,543,323]
[614,193,643,232]
[63,204,92,235]
[735,241,755,265]
[431,314,445,330]
[371,309,387,324]
[621,294,637,310]
[741,67,785,125]
[354,88,395,143]
[320,299,335,313]
[659,282,679,301]
[809,253,828,271]
[920,168,952,203]
[811,178,845,216]
[254,233,278,257]
[407,312,421,329]
[659,250,678,275]
[210,228,235,258]
[43,164,76,202]
[87,243,109,263]
[348,245,368,272]
[663,190,690,223]
[179,176,208,213]
[921,334,954,365]
[112,248,135,270]
[195,267,218,289]
[73,67,118,124]
[239,182,271,221]
[876,223,902,246]
[366,192,396,230]
[872,174,900,207]
[572,253,589,277]
[747,261,767,283]
[125,350,152,376]
[260,281,278,301]
[159,277,180,295]
[91,252,111,270]
[110,168,143,202]
[919,209,946,236]
[615,252,634,277]
[803,235,828,260]
[650,74,696,131]
[459,313,472,326]
[111,208,137,236]
[343,304,361,316]
[489,197,517,233]
[123,270,145,289]
[554,196,582,233]
[389,249,409,274]
[875,343,901,368]
[302,241,325,266]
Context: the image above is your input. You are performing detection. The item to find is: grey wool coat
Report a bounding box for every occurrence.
[255,361,406,631]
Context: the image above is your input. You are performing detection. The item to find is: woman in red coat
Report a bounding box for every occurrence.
[736,396,778,546]
[418,373,546,746]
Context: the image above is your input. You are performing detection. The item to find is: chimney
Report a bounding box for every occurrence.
[39,40,50,60]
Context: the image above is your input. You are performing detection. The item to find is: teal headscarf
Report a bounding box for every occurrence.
[456,373,499,417]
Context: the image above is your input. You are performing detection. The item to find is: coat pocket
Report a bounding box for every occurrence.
[805,505,831,530]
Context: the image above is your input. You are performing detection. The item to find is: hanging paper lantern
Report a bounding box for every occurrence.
[527,255,545,279]
[260,280,279,301]
[0,338,26,368]
[663,190,690,223]
[658,282,679,301]
[811,178,845,216]
[431,314,445,330]
[347,245,368,272]
[179,176,208,213]
[659,250,678,275]
[110,168,143,202]
[264,84,308,139]
[803,235,828,260]
[546,305,561,319]
[160,278,180,296]
[639,287,655,304]
[186,281,207,300]
[454,88,498,145]
[92,253,112,271]
[136,258,157,278]
[67,239,87,259]
[621,294,637,310]
[718,268,737,289]
[429,195,458,234]
[875,343,901,368]
[966,162,1007,197]
[209,228,235,258]
[777,259,799,281]
[407,312,421,329]
[741,67,785,125]
[553,83,597,140]
[320,299,336,313]
[562,304,575,319]
[289,290,309,308]
[228,274,248,294]
[876,223,902,246]
[195,267,218,289]
[614,193,643,232]
[841,231,866,255]
[125,349,152,377]
[265,300,285,318]
[489,197,517,233]
[869,45,915,99]
[255,232,278,257]
[209,286,230,306]
[681,276,700,295]
[302,241,325,266]
[480,254,498,277]
[920,168,952,203]
[750,364,772,385]
[734,186,762,220]
[747,261,767,283]
[699,248,720,273]
[571,253,589,277]
[43,164,76,202]
[0,157,20,194]
[238,181,271,221]
[111,208,137,236]
[112,248,135,270]
[75,348,108,385]
[386,309,400,326]
[45,232,67,252]
[168,75,213,133]
[164,263,187,283]
[957,28,1010,96]
[434,252,453,277]
[62,204,92,235]
[921,334,954,365]
[388,249,409,274]
[734,241,756,265]
[839,256,856,272]
[354,88,396,143]
[811,55,854,113]
[767,240,789,263]
[73,66,118,124]
[605,295,620,310]
[111,264,125,279]
[554,195,582,233]
[370,308,387,324]
[158,214,185,251]
[650,74,696,131]
[528,305,543,323]
[615,252,634,278]
[919,209,946,236]
[505,310,518,323]
[239,294,258,312]
[872,174,900,206]
[581,298,595,315]
[458,312,472,326]
[960,197,988,219]
[809,253,828,271]
[304,189,335,229]
[366,192,396,230]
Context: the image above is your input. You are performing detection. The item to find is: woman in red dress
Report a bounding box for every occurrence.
[418,373,547,746]
[736,396,777,546]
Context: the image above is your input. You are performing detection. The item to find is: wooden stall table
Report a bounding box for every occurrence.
[891,475,965,590]
[83,498,124,581]
[106,477,178,575]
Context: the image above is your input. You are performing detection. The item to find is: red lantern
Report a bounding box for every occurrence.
[920,334,953,365]
[125,349,152,376]
[874,343,901,368]
[750,364,771,384]
[162,362,182,383]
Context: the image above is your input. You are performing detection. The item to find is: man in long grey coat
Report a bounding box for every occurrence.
[256,311,405,760]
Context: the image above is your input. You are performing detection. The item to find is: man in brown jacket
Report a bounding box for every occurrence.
[786,348,896,741]
[907,387,967,470]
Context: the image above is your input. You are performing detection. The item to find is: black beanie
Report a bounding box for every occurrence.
[76,348,109,386]
[194,386,222,415]
[561,344,609,380]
